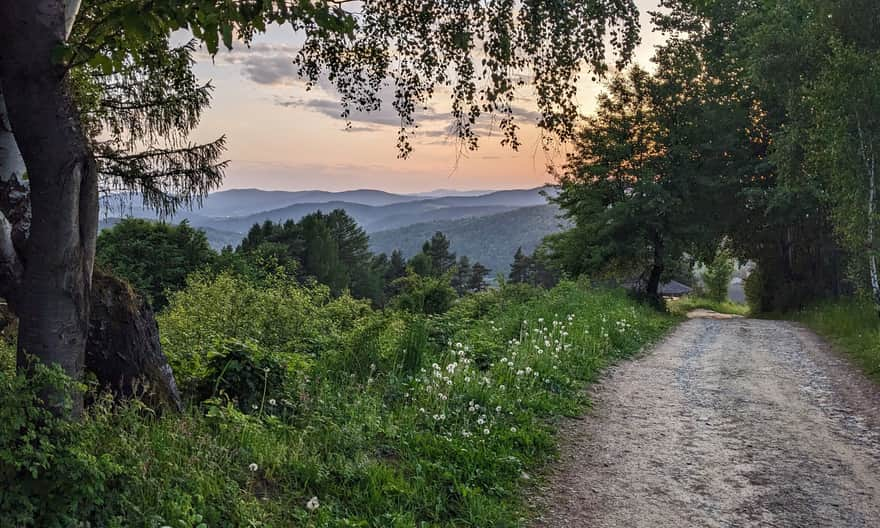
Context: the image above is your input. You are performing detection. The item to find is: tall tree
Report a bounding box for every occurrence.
[422,232,456,277]
[451,255,472,295]
[467,262,490,292]
[553,61,734,302]
[509,247,532,284]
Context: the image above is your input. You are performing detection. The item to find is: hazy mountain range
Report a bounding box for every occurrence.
[100,186,567,272]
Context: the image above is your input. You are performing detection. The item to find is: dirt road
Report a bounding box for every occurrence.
[533,316,880,528]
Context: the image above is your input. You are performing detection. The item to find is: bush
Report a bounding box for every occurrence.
[158,271,371,390]
[390,273,457,315]
[0,363,117,527]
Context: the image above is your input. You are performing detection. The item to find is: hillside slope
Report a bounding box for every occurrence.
[368,204,568,275]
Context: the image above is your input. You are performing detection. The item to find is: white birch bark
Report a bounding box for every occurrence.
[857,118,880,306]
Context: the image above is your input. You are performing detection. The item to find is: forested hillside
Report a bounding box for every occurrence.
[369,205,568,275]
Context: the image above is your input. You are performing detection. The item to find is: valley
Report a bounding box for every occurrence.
[100,186,564,272]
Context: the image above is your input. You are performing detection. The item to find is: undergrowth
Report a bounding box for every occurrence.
[0,278,672,527]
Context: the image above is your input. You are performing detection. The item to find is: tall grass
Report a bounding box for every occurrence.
[794,299,880,384]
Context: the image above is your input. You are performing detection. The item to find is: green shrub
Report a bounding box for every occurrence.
[159,271,371,390]
[200,338,311,413]
[390,273,457,315]
[0,363,117,527]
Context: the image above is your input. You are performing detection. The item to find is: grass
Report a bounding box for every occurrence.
[793,298,880,384]
[1,280,674,527]
[666,296,751,317]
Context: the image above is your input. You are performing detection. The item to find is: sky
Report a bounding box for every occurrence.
[188,0,664,193]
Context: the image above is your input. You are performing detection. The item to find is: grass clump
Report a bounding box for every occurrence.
[667,296,751,317]
[794,299,880,384]
[0,277,673,527]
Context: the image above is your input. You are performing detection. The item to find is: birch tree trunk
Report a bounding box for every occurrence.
[857,118,880,315]
[868,152,879,313]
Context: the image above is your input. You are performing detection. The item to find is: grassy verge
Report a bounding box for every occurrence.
[793,299,880,384]
[666,296,751,317]
[1,279,673,527]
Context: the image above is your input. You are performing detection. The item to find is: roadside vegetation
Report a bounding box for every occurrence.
[667,297,750,317]
[0,274,672,527]
[794,300,880,384]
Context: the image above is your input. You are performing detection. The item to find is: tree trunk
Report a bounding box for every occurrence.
[1,270,183,411]
[857,117,880,316]
[645,233,664,307]
[868,149,879,315]
[88,269,182,411]
[0,1,96,414]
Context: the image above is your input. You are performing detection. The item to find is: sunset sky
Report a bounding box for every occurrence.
[188,0,664,193]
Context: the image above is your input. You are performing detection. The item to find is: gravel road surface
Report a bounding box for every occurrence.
[533,315,880,528]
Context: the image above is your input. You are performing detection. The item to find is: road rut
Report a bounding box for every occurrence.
[533,316,880,527]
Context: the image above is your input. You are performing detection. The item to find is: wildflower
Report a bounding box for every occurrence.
[496,406,502,412]
[419,407,426,413]
[477,418,485,425]
[263,367,270,373]
[248,463,259,472]
[483,428,490,435]
[251,404,259,410]
[268,399,276,406]
[306,496,320,512]
[511,427,517,433]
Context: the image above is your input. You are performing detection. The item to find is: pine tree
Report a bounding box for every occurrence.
[423,232,457,276]
[509,247,533,284]
[452,255,472,295]
[387,250,407,282]
[468,262,491,292]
